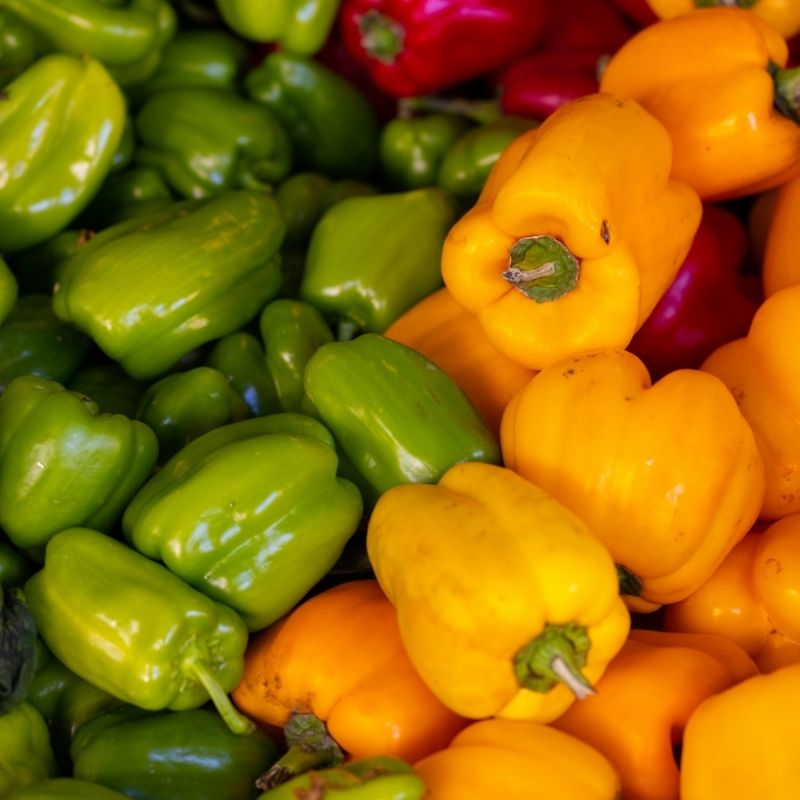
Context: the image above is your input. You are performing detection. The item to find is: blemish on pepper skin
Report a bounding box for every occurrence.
[562,368,575,377]
[764,557,783,576]
[600,220,610,244]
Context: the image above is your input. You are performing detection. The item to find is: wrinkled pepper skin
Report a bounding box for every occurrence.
[600,8,800,200]
[8,779,129,800]
[0,9,40,87]
[301,189,455,338]
[53,191,286,380]
[414,718,621,800]
[136,89,293,199]
[553,630,757,800]
[304,335,500,506]
[0,375,158,550]
[442,94,701,371]
[233,581,467,768]
[501,350,765,609]
[67,363,147,419]
[245,52,380,179]
[0,54,126,251]
[763,171,800,295]
[72,708,279,800]
[0,703,57,797]
[367,462,630,722]
[25,527,254,734]
[123,415,363,631]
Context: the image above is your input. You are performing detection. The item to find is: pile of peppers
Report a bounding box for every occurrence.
[2,0,800,798]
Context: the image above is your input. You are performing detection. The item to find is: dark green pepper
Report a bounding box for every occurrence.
[136,88,293,199]
[0,9,40,87]
[25,527,254,734]
[67,363,147,418]
[0,535,35,587]
[8,229,92,295]
[0,703,57,797]
[1,585,37,714]
[8,778,130,799]
[53,191,286,380]
[0,375,158,549]
[304,334,500,505]
[245,52,379,179]
[300,189,455,338]
[109,116,136,174]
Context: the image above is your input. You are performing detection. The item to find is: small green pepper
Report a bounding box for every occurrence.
[8,778,131,799]
[67,363,147,418]
[0,703,57,797]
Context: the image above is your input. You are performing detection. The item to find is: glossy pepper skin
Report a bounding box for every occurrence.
[339,0,548,97]
[0,375,158,550]
[0,703,57,797]
[442,93,701,371]
[25,527,254,734]
[600,8,800,200]
[501,349,765,609]
[368,462,630,721]
[301,189,455,338]
[415,718,621,799]
[245,52,380,179]
[135,89,293,199]
[0,54,126,251]
[123,414,363,631]
[8,779,129,800]
[763,171,800,295]
[553,630,757,800]
[304,334,500,506]
[53,191,286,380]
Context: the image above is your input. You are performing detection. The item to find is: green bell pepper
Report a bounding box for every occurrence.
[8,778,130,799]
[72,707,278,800]
[1,585,37,715]
[0,295,90,393]
[53,191,286,380]
[0,257,18,327]
[0,10,40,87]
[0,375,158,549]
[0,54,126,251]
[135,88,293,199]
[0,535,35,587]
[122,414,363,631]
[304,334,500,505]
[245,52,380,179]
[25,527,254,734]
[8,229,91,296]
[216,0,340,54]
[0,703,57,797]
[67,363,147,418]
[136,366,251,461]
[300,188,455,338]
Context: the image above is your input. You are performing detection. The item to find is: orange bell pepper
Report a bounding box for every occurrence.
[414,718,621,800]
[681,662,800,799]
[501,349,765,609]
[600,8,800,200]
[553,629,758,800]
[231,580,467,785]
[665,516,800,672]
[383,287,535,435]
[763,172,800,295]
[441,92,701,371]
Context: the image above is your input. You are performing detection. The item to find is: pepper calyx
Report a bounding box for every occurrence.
[502,235,580,302]
[358,10,405,65]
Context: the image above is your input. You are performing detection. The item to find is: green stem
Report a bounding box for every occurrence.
[502,236,580,302]
[185,659,255,736]
[357,9,405,65]
[771,62,800,124]
[336,318,359,342]
[398,95,504,126]
[616,564,643,597]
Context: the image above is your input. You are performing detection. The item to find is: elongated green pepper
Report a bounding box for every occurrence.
[25,527,254,734]
[8,778,130,799]
[53,191,286,380]
[0,375,158,549]
[0,703,57,797]
[0,54,126,251]
[123,415,363,631]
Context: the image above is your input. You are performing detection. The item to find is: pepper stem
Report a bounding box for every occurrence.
[255,713,344,790]
[771,62,800,123]
[513,623,596,699]
[357,10,404,65]
[616,564,643,597]
[502,236,580,302]
[184,659,255,735]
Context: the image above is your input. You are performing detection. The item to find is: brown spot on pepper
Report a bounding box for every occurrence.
[600,220,610,244]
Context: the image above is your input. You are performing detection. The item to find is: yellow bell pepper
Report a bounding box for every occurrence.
[441,92,701,371]
[763,172,800,296]
[366,461,630,723]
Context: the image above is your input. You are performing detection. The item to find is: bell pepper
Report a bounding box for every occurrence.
[0,535,35,588]
[8,779,130,800]
[53,191,286,380]
[680,662,800,798]
[301,189,455,338]
[553,630,758,800]
[304,334,500,506]
[599,8,800,201]
[0,53,126,251]
[1,585,37,715]
[383,288,534,436]
[0,375,158,550]
[441,93,701,371]
[0,295,90,394]
[25,527,254,734]
[414,718,621,799]
[367,462,630,721]
[216,0,340,54]
[71,707,279,800]
[135,89,293,199]
[67,363,147,419]
[338,0,548,97]
[627,204,759,379]
[245,52,380,179]
[233,580,466,785]
[0,703,57,797]
[123,414,363,631]
[0,9,40,86]
[763,171,800,296]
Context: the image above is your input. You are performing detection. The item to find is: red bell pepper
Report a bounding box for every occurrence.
[628,205,761,380]
[338,0,548,98]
